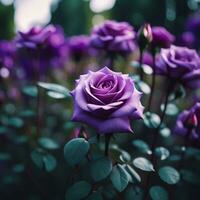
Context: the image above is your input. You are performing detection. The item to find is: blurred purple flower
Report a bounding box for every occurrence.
[69,35,97,61]
[0,40,16,69]
[185,11,200,48]
[142,51,153,67]
[175,102,200,139]
[178,31,195,48]
[71,67,144,134]
[186,11,200,35]
[90,20,136,54]
[152,26,175,48]
[156,45,200,88]
[15,25,68,79]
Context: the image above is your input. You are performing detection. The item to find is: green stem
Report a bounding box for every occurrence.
[104,134,112,156]
[139,49,144,81]
[144,82,173,200]
[179,128,192,171]
[147,54,156,111]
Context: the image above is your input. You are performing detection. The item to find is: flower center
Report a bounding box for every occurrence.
[100,80,113,89]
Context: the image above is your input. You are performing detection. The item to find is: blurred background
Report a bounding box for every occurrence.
[0,0,200,39]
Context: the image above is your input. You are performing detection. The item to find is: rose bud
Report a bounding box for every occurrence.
[137,23,152,51]
[174,102,200,139]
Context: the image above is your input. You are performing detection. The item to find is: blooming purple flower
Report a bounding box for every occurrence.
[90,20,136,54]
[152,26,175,48]
[156,45,200,88]
[0,40,16,69]
[15,25,68,79]
[174,102,200,139]
[71,67,144,134]
[142,51,153,67]
[185,11,200,49]
[69,35,97,61]
[178,31,195,48]
[186,11,200,35]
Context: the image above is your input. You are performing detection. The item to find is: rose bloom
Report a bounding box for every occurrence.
[71,67,144,134]
[69,35,97,61]
[178,31,195,48]
[15,25,68,79]
[174,102,200,139]
[0,40,16,69]
[155,45,200,88]
[152,26,175,48]
[90,20,136,54]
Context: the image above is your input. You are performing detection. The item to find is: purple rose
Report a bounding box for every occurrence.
[174,102,200,139]
[69,35,97,60]
[178,31,195,48]
[71,67,144,134]
[155,45,200,88]
[186,11,200,35]
[185,11,200,49]
[141,51,153,67]
[15,25,68,79]
[0,40,16,69]
[152,26,175,48]
[90,20,136,54]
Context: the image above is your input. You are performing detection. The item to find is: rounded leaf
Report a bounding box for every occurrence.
[144,112,160,129]
[155,147,170,160]
[132,139,152,154]
[87,192,103,200]
[149,186,168,200]
[158,166,180,185]
[43,154,57,172]
[64,138,90,166]
[133,157,155,172]
[65,181,91,200]
[124,186,144,200]
[39,137,59,150]
[90,157,112,182]
[110,164,129,192]
[125,164,141,183]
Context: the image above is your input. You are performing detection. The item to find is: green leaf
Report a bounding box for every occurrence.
[133,157,155,172]
[43,154,57,172]
[137,81,150,94]
[161,103,179,116]
[180,169,200,185]
[39,137,59,150]
[159,128,171,137]
[0,126,8,135]
[155,147,170,160]
[119,151,131,162]
[158,166,180,185]
[8,117,24,128]
[22,85,38,97]
[47,91,66,99]
[31,149,44,169]
[149,186,168,200]
[0,153,11,161]
[65,181,91,200]
[125,164,141,183]
[124,186,144,200]
[38,82,70,98]
[132,139,152,155]
[87,192,103,200]
[64,138,90,166]
[90,157,112,182]
[144,112,160,129]
[102,184,117,199]
[12,164,25,173]
[110,164,129,192]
